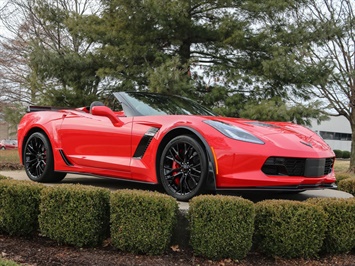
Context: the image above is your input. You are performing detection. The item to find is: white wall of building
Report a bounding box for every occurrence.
[310,116,351,152]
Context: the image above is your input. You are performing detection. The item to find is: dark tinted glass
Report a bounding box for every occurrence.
[124,92,215,116]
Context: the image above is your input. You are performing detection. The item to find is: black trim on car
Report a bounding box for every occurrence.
[133,128,159,159]
[59,149,73,166]
[26,106,76,113]
[261,157,334,177]
[216,183,338,193]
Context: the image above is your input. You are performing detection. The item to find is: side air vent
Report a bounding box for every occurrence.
[133,128,159,159]
[59,149,73,166]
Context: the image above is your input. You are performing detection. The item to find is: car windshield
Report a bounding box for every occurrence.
[121,92,215,116]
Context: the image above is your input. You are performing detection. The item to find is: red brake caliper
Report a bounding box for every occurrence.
[172,154,181,185]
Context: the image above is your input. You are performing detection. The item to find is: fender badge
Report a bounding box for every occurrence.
[300,141,313,148]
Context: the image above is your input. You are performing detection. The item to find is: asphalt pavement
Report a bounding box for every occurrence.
[0,170,353,210]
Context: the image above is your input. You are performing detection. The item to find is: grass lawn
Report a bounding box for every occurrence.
[334,159,354,176]
[0,150,20,164]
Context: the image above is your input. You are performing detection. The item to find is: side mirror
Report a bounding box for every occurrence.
[91,106,124,127]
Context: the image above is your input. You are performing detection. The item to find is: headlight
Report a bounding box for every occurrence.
[204,120,264,145]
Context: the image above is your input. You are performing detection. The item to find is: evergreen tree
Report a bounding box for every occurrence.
[82,0,315,107]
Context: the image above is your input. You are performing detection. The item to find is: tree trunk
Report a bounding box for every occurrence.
[349,111,355,172]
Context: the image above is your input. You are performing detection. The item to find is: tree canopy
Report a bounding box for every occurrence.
[0,0,350,131]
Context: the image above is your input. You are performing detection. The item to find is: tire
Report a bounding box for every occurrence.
[159,135,207,201]
[0,146,5,150]
[23,132,66,183]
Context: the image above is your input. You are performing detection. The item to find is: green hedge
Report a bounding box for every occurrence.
[333,150,351,158]
[0,179,44,236]
[335,173,353,185]
[1,177,354,259]
[189,195,255,260]
[333,150,343,158]
[338,178,355,196]
[0,175,9,180]
[38,184,110,247]
[307,198,355,254]
[110,190,178,255]
[342,151,351,159]
[254,200,327,258]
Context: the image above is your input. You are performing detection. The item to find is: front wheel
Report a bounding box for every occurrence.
[159,135,208,201]
[23,132,66,183]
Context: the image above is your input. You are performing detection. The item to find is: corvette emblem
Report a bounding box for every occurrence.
[301,141,313,148]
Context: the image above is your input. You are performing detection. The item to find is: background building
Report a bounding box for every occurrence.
[310,116,351,152]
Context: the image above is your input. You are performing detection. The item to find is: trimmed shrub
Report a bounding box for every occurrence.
[0,258,20,266]
[254,200,327,258]
[0,175,9,180]
[307,198,355,254]
[39,184,110,247]
[335,173,353,185]
[0,179,44,236]
[189,195,255,260]
[338,178,355,196]
[342,150,351,159]
[110,190,178,255]
[333,150,343,158]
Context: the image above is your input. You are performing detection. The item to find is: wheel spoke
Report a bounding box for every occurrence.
[187,174,198,186]
[188,151,198,161]
[180,176,191,193]
[35,163,41,177]
[39,161,45,174]
[190,166,202,174]
[166,171,183,181]
[183,143,190,162]
[26,158,37,165]
[168,149,183,165]
[164,166,182,176]
[26,144,35,154]
[189,172,201,179]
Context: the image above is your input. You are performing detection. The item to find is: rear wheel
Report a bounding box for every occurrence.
[0,146,5,150]
[23,132,66,183]
[159,135,207,201]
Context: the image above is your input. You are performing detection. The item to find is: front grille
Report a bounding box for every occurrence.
[262,157,334,177]
[324,158,334,175]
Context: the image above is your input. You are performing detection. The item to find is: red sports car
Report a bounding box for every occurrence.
[0,139,18,150]
[17,92,336,201]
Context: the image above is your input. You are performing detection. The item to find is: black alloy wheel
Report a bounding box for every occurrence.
[160,135,207,201]
[24,132,66,183]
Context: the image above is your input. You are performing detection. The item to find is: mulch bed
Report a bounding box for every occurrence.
[0,163,23,171]
[1,234,355,266]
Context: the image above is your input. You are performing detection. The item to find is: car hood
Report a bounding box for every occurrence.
[207,117,332,153]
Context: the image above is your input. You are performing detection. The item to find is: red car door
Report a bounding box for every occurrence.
[58,111,133,174]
